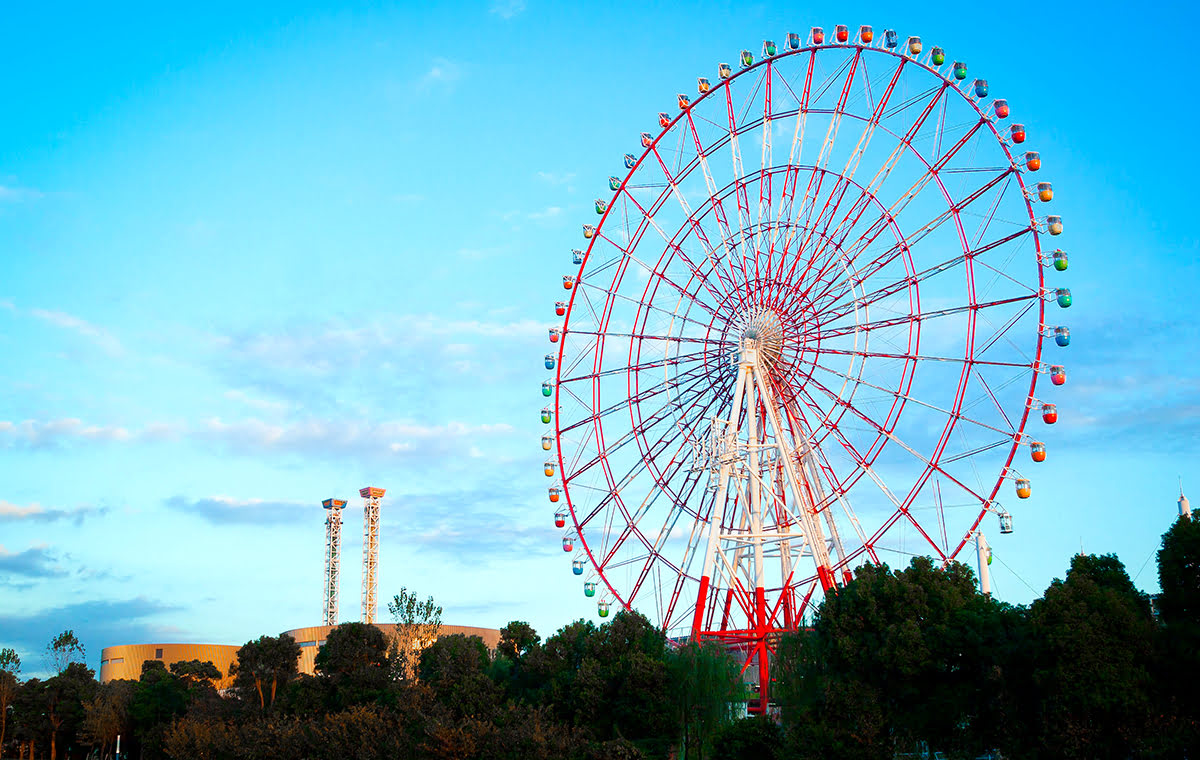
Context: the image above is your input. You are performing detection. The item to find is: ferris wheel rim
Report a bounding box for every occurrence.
[550,30,1057,624]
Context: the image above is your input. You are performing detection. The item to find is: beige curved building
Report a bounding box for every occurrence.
[99,623,500,687]
[99,643,240,689]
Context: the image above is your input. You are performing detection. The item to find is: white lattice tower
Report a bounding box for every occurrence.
[321,498,347,626]
[359,487,385,623]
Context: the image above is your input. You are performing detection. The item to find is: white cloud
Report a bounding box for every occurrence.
[0,185,44,202]
[489,0,526,18]
[224,389,289,413]
[0,500,107,524]
[0,415,516,461]
[28,308,123,356]
[528,206,563,221]
[536,171,576,185]
[420,58,464,89]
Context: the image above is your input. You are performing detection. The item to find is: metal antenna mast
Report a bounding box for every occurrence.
[360,487,385,623]
[321,498,347,626]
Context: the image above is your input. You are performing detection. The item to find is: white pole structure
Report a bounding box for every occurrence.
[1180,481,1191,518]
[690,320,848,712]
[322,498,347,626]
[360,487,385,624]
[975,531,991,596]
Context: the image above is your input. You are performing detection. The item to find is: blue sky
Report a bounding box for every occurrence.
[1,0,1198,674]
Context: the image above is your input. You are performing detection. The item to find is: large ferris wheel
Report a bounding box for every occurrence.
[540,25,1071,707]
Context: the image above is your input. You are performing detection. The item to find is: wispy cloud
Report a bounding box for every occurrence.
[0,596,184,675]
[0,418,138,447]
[536,171,575,185]
[527,206,563,222]
[0,415,515,460]
[0,500,108,524]
[489,0,526,18]
[420,58,464,89]
[0,185,44,202]
[28,308,123,356]
[0,545,67,578]
[164,495,309,525]
[381,481,558,559]
[224,389,289,413]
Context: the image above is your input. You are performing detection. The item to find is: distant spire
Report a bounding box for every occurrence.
[1180,478,1191,518]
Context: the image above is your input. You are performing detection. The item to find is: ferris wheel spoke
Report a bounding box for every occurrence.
[560,345,715,385]
[614,187,736,308]
[804,160,1015,316]
[624,159,743,299]
[803,56,907,271]
[800,372,991,509]
[756,60,775,287]
[809,359,1018,440]
[579,258,721,322]
[723,69,761,292]
[570,372,729,508]
[817,346,1031,370]
[815,292,1038,343]
[560,358,716,436]
[770,52,817,267]
[785,49,862,264]
[680,112,753,293]
[814,224,1030,324]
[972,297,1037,360]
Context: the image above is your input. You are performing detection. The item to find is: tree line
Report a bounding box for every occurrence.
[2,514,1197,760]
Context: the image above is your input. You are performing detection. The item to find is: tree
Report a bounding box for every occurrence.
[774,558,1022,760]
[313,622,391,708]
[230,634,301,713]
[387,587,442,681]
[1156,513,1200,754]
[419,634,501,720]
[130,661,190,758]
[46,630,85,675]
[667,640,743,760]
[43,661,97,760]
[82,679,134,759]
[1027,553,1156,760]
[497,621,540,661]
[709,716,784,760]
[11,677,48,760]
[0,647,21,753]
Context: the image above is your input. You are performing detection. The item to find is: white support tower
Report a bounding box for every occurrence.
[359,486,385,624]
[322,498,347,626]
[975,531,992,596]
[1180,482,1191,518]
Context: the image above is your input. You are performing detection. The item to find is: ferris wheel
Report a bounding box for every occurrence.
[540,25,1071,705]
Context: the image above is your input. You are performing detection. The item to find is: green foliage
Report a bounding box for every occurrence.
[776,558,1026,760]
[388,587,443,682]
[667,640,743,760]
[419,633,501,720]
[0,649,20,752]
[1026,553,1156,760]
[46,629,85,674]
[498,620,540,660]
[231,633,301,713]
[0,647,21,675]
[82,679,134,757]
[710,716,784,760]
[313,622,391,709]
[1156,514,1200,754]
[170,658,222,684]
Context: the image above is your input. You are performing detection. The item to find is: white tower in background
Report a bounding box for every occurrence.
[360,487,385,623]
[1180,482,1191,518]
[322,498,347,626]
[976,532,992,596]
